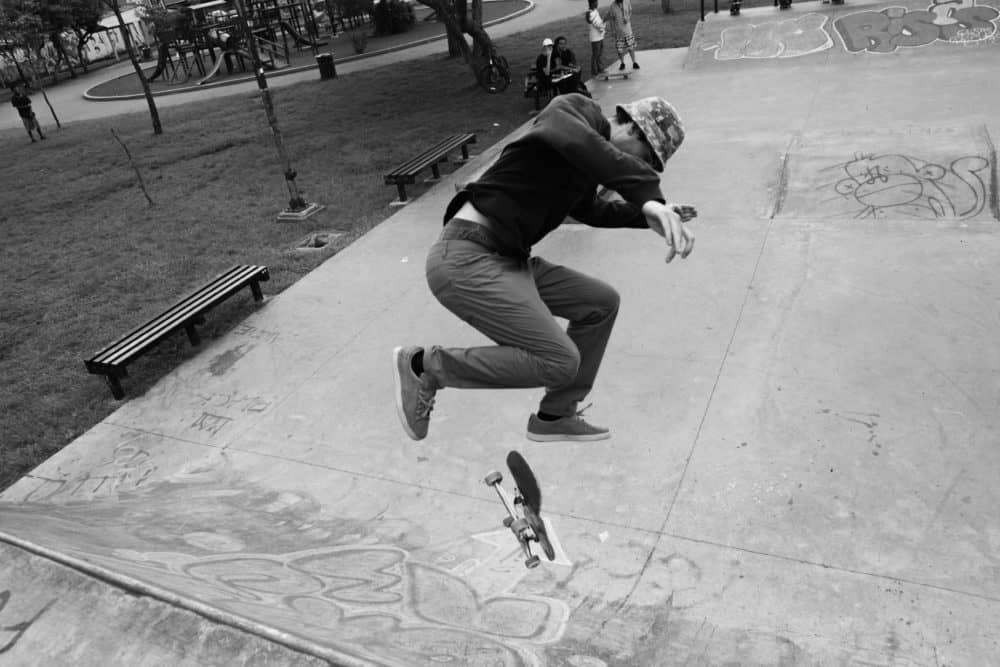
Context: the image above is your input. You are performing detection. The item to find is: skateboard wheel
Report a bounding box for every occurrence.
[503,516,513,528]
[525,555,540,568]
[484,471,502,485]
[510,518,529,533]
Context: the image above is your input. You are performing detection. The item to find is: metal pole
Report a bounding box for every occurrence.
[233,0,323,221]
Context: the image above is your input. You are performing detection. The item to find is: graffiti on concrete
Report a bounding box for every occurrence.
[709,14,834,59]
[18,440,157,503]
[834,0,1000,53]
[0,590,56,655]
[705,1,999,60]
[102,544,570,666]
[822,152,990,219]
[189,411,233,437]
[6,473,572,666]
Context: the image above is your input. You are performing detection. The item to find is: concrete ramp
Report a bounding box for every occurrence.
[687,0,1000,69]
[0,540,328,665]
[776,126,998,220]
[3,7,1000,665]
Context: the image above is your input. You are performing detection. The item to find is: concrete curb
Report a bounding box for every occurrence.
[0,528,372,666]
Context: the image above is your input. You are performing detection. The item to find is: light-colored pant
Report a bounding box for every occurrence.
[423,239,620,417]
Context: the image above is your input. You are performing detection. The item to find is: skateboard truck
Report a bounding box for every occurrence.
[484,451,556,569]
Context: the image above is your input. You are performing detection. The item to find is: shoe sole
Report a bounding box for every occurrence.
[526,431,611,442]
[392,346,421,441]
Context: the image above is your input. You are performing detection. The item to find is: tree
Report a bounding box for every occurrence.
[418,0,495,84]
[36,0,79,79]
[0,0,62,127]
[65,0,103,71]
[101,0,161,134]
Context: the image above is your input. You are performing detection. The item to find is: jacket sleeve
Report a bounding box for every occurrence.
[569,191,648,229]
[531,94,665,207]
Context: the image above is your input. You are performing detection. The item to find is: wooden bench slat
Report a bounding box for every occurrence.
[383,133,476,204]
[91,267,267,364]
[385,134,476,179]
[84,265,269,396]
[88,266,266,365]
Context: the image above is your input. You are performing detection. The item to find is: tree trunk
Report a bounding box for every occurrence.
[233,0,309,213]
[110,2,162,135]
[418,0,493,81]
[74,30,94,72]
[25,58,61,129]
[50,33,77,78]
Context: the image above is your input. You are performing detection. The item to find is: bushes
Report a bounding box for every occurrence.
[372,0,415,36]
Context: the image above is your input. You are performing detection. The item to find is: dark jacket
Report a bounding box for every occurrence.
[11,92,33,119]
[444,93,664,257]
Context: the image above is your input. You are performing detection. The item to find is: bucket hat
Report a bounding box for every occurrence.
[616,97,685,172]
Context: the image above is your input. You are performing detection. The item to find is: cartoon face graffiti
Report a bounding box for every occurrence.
[833,153,989,219]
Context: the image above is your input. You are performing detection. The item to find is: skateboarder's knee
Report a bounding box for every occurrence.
[537,344,580,387]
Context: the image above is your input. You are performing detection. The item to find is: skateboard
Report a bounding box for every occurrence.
[484,451,556,568]
[599,69,632,81]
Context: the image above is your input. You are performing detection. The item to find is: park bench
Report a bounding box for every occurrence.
[384,133,477,205]
[523,67,555,111]
[84,264,270,400]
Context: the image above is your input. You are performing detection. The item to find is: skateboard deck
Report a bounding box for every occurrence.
[484,450,556,568]
[599,70,632,81]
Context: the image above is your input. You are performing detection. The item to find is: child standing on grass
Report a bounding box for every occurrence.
[10,83,45,143]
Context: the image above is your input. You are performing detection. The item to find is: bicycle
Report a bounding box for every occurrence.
[478,47,511,94]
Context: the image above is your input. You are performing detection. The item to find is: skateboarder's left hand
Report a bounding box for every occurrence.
[643,201,695,263]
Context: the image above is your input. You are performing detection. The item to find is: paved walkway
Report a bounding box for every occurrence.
[2,1,1000,664]
[0,0,581,132]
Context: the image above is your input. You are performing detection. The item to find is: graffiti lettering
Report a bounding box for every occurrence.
[714,14,833,59]
[835,1,999,53]
[100,545,570,666]
[20,441,157,503]
[190,412,233,437]
[0,590,56,654]
[194,391,271,414]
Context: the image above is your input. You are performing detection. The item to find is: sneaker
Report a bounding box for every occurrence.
[633,62,640,69]
[392,346,437,440]
[618,63,625,71]
[526,412,610,442]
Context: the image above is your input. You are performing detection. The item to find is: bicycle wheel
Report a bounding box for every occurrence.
[480,64,509,94]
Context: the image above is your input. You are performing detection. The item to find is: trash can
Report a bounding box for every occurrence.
[316,53,337,80]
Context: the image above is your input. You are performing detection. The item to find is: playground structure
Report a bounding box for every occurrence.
[147,0,336,85]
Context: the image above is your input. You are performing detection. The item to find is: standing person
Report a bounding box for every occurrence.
[586,0,606,76]
[606,0,639,71]
[10,83,45,143]
[392,94,695,442]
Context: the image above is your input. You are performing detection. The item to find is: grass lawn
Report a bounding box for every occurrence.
[0,0,769,491]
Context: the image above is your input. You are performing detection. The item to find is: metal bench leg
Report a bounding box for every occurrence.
[185,323,202,346]
[250,280,263,301]
[430,163,441,180]
[105,374,125,400]
[460,144,470,161]
[396,183,408,202]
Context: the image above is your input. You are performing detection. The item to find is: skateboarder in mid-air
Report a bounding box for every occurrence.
[393,93,696,443]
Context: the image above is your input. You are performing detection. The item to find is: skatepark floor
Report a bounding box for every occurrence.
[1,1,999,664]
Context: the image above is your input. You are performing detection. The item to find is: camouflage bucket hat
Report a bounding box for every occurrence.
[616,97,685,172]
